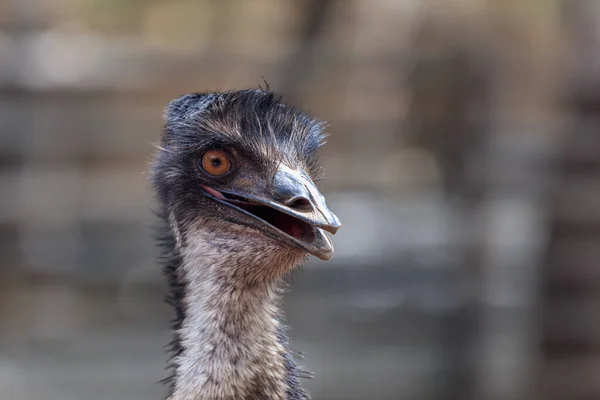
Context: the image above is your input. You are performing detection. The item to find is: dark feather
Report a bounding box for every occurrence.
[152,211,185,396]
[150,88,325,399]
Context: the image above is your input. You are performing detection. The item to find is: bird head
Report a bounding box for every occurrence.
[151,90,340,267]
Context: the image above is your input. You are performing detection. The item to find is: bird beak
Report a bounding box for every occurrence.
[272,164,341,234]
[201,164,341,260]
[268,164,341,259]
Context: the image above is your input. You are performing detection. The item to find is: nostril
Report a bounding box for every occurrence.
[286,196,312,211]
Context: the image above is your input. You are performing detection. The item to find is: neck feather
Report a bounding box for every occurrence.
[163,222,307,400]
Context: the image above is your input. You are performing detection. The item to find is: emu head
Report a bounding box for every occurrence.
[151,90,340,280]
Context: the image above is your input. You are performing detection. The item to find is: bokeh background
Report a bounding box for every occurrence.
[0,0,598,399]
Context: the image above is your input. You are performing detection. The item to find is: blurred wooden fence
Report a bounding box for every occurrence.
[0,1,589,400]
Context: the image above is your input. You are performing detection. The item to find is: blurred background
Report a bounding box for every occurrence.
[0,0,598,399]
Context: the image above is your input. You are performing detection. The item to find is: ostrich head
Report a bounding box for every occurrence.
[151,90,340,284]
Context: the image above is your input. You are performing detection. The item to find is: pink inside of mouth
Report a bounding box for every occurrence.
[202,186,226,200]
[202,186,314,242]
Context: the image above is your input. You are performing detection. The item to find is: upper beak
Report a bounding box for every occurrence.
[272,164,341,235]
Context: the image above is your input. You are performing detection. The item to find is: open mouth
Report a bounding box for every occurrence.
[202,186,316,244]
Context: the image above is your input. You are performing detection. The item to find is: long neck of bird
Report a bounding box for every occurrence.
[167,224,294,400]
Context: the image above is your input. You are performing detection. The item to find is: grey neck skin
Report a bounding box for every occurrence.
[168,222,305,400]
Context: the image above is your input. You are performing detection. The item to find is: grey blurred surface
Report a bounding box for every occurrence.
[1,1,598,399]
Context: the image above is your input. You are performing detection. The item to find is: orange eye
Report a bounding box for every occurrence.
[201,150,231,176]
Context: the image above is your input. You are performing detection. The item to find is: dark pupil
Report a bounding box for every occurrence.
[210,156,221,167]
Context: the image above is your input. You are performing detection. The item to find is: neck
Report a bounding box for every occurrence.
[164,223,306,400]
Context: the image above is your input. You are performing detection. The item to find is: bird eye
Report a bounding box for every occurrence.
[200,150,231,176]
